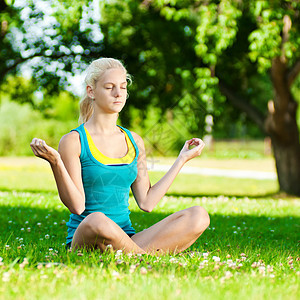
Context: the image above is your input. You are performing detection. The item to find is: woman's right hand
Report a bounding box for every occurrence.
[30,138,61,165]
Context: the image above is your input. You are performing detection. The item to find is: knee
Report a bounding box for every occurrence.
[186,206,210,235]
[85,212,117,240]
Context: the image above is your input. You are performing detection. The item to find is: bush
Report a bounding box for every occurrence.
[0,101,78,155]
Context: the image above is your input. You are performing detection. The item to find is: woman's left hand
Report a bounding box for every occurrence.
[178,138,205,163]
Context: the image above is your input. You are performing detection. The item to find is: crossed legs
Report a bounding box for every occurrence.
[71,206,210,255]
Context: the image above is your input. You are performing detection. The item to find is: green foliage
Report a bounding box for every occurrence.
[291,74,300,129]
[248,0,300,71]
[1,0,300,142]
[0,100,77,156]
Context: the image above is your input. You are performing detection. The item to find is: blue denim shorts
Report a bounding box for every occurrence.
[65,233,135,250]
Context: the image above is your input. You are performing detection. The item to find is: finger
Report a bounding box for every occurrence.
[31,140,47,155]
[33,139,47,153]
[30,138,39,146]
[191,138,203,145]
[39,140,48,153]
[183,139,193,149]
[30,144,41,157]
[195,143,206,154]
[196,140,205,149]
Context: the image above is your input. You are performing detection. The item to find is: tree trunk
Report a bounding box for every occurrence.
[266,57,300,195]
[272,137,300,195]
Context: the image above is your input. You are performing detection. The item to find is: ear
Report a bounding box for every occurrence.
[86,85,94,99]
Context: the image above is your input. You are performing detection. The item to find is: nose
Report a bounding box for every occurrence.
[113,87,121,98]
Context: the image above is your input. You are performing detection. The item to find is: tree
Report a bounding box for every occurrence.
[1,0,300,195]
[98,0,300,196]
[0,0,102,101]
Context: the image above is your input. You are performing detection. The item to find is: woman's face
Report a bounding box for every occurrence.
[89,68,128,114]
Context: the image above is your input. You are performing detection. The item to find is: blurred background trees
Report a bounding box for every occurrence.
[0,0,300,195]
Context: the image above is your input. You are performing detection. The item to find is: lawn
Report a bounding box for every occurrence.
[0,158,299,299]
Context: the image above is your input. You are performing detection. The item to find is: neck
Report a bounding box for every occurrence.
[86,112,120,135]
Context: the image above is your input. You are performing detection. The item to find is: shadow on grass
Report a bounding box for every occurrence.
[164,191,283,199]
[0,186,57,195]
[0,186,286,200]
[1,204,298,260]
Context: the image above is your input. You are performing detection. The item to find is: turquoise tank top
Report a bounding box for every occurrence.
[65,124,139,244]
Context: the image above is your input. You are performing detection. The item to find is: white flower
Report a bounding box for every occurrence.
[0,257,3,262]
[212,256,221,262]
[267,265,274,273]
[111,271,120,278]
[45,234,50,239]
[37,223,42,227]
[130,264,136,270]
[203,252,209,258]
[2,272,10,282]
[140,267,147,275]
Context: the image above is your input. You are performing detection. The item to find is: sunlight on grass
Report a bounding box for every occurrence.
[0,191,299,300]
[0,158,278,196]
[0,158,298,299]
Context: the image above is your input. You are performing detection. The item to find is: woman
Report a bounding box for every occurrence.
[30,58,210,255]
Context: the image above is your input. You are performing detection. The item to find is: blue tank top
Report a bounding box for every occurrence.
[65,124,139,244]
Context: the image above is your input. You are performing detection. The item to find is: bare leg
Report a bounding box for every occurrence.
[71,212,146,254]
[131,206,210,255]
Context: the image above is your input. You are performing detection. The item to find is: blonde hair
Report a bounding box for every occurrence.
[79,57,131,124]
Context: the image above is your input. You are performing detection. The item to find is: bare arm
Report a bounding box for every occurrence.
[30,132,85,215]
[130,133,205,212]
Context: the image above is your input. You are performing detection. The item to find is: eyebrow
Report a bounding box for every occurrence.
[104,81,127,85]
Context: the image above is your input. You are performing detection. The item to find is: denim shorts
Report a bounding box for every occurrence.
[65,233,135,250]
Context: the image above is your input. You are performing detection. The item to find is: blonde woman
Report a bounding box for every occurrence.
[30,58,209,255]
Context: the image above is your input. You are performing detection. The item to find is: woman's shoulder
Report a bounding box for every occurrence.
[58,131,81,153]
[129,131,146,151]
[129,131,143,142]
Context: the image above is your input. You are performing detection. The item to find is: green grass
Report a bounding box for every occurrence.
[0,159,299,299]
[0,157,278,197]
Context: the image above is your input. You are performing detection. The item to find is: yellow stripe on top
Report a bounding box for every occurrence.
[84,126,136,165]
